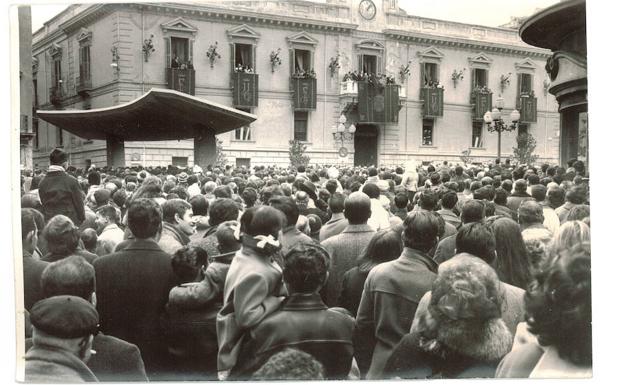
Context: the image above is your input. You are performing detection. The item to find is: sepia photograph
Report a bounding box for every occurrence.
[6,0,605,382]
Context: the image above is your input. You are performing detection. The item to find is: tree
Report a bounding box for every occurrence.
[512,132,539,165]
[214,138,228,168]
[289,139,310,168]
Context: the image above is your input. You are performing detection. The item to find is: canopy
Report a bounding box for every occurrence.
[36,88,257,141]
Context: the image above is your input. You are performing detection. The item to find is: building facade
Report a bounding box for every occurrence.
[31,0,559,169]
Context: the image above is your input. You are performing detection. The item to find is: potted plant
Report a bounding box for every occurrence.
[328,54,340,78]
[270,48,282,73]
[142,34,155,62]
[500,73,512,92]
[451,68,466,88]
[399,61,412,84]
[206,42,221,69]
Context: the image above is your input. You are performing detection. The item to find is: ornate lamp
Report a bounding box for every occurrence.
[333,115,356,149]
[484,96,520,162]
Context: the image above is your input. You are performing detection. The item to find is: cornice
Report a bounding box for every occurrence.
[383,29,551,59]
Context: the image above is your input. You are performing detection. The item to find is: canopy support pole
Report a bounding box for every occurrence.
[194,127,217,170]
[106,135,126,168]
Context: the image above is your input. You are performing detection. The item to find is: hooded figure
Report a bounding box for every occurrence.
[383,255,512,379]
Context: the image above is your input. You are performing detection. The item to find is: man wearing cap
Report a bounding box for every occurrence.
[506,179,534,212]
[38,148,86,226]
[25,295,99,382]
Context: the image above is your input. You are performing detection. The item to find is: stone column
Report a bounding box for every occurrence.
[106,135,125,167]
[194,126,216,170]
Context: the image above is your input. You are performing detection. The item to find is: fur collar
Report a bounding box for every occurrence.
[413,306,512,362]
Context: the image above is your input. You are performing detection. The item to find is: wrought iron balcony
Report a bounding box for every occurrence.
[76,75,92,97]
[166,67,195,95]
[49,86,63,106]
[232,72,259,108]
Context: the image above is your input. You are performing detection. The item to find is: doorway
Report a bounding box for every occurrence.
[354,124,378,166]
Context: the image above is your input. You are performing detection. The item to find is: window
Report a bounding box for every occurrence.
[422,118,434,146]
[53,57,62,87]
[171,37,190,67]
[234,43,254,70]
[57,127,63,147]
[518,73,533,95]
[390,0,397,9]
[518,123,529,137]
[236,158,251,168]
[234,107,252,141]
[172,156,188,167]
[422,62,438,86]
[294,111,308,141]
[473,68,488,88]
[472,121,483,148]
[79,45,91,81]
[33,118,39,149]
[361,54,378,75]
[33,79,38,107]
[293,49,312,73]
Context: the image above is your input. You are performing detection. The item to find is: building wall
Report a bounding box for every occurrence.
[32,0,559,169]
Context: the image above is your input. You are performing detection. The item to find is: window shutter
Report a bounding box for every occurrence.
[189,40,194,65]
[484,69,489,87]
[470,68,476,91]
[526,74,532,93]
[517,73,523,95]
[290,48,295,75]
[230,43,235,71]
[377,54,383,75]
[310,50,314,72]
[357,54,363,72]
[165,37,171,68]
[252,45,257,71]
[420,62,425,88]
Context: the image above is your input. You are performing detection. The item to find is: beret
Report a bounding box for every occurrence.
[177,172,189,183]
[300,180,318,202]
[30,295,99,338]
[93,189,111,205]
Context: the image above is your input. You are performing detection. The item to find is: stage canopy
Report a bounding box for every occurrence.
[36,88,257,141]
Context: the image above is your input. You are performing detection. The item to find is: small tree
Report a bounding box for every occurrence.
[289,139,310,168]
[214,138,228,169]
[513,132,539,165]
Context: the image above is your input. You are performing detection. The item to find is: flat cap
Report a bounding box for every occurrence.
[30,295,99,338]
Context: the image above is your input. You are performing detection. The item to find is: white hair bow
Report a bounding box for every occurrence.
[229,223,241,240]
[253,234,280,249]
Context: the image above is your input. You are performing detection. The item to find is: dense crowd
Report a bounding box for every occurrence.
[19,147,591,381]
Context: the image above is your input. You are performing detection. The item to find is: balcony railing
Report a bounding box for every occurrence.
[291,77,317,110]
[517,93,538,123]
[340,80,358,96]
[232,72,259,108]
[49,86,63,106]
[420,87,444,118]
[166,68,195,95]
[75,75,92,96]
[471,89,493,121]
[358,81,401,124]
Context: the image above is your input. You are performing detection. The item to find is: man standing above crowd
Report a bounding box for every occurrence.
[38,148,85,226]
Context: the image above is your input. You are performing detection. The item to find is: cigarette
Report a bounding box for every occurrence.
[90,349,97,355]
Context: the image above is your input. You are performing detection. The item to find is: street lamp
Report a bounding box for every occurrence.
[333,114,356,147]
[484,96,520,162]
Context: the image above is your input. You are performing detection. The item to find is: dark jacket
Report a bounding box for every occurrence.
[354,247,438,379]
[433,233,457,265]
[93,239,177,379]
[25,345,98,382]
[26,332,148,382]
[232,293,355,380]
[339,266,370,317]
[506,193,534,212]
[22,252,49,311]
[319,212,348,242]
[38,170,86,226]
[42,248,98,265]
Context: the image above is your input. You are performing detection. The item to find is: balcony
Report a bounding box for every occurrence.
[291,77,317,110]
[49,86,63,107]
[420,87,444,118]
[75,75,92,97]
[166,68,195,95]
[517,93,538,123]
[471,88,493,121]
[340,80,358,96]
[232,72,259,108]
[358,81,401,124]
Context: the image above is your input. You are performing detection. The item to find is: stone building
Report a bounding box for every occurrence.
[31,0,559,169]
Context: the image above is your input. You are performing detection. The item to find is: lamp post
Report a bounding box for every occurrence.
[484,96,520,162]
[332,114,356,149]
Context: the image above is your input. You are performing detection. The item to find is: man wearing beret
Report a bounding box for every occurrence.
[25,295,99,382]
[38,148,86,226]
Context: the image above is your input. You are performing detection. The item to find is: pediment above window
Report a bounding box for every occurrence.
[468,52,493,67]
[77,28,92,45]
[356,40,385,52]
[417,46,444,62]
[161,17,198,37]
[286,31,318,47]
[49,43,62,57]
[515,57,537,72]
[227,24,260,42]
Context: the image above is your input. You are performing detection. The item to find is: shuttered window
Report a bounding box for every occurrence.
[294,111,308,141]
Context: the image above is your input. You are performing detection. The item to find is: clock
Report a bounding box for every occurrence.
[359,0,377,20]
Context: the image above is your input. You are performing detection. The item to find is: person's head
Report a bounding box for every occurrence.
[241,206,284,239]
[525,242,591,366]
[455,222,496,265]
[93,188,112,208]
[328,192,345,214]
[518,200,544,226]
[49,148,68,167]
[215,220,242,254]
[127,198,162,240]
[182,195,205,218]
[214,185,232,199]
[43,215,80,256]
[171,245,208,284]
[283,243,330,294]
[493,188,508,206]
[440,191,458,210]
[297,165,306,173]
[361,183,380,199]
[41,255,95,302]
[21,208,41,253]
[418,189,438,211]
[357,229,403,273]
[549,220,590,256]
[567,204,590,222]
[470,180,483,192]
[461,199,486,224]
[514,179,528,194]
[501,179,513,194]
[295,215,310,235]
[530,184,547,203]
[344,192,371,225]
[260,184,284,205]
[566,186,587,204]
[307,214,322,239]
[402,210,441,253]
[294,191,310,211]
[269,196,300,227]
[87,171,101,187]
[325,179,338,195]
[208,198,240,227]
[546,185,566,209]
[241,187,258,208]
[368,167,378,177]
[161,198,195,235]
[80,228,98,253]
[394,192,409,209]
[487,216,532,289]
[95,204,119,232]
[527,174,540,186]
[455,165,464,176]
[252,348,324,381]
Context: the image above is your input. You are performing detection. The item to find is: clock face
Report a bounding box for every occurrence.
[359,0,377,20]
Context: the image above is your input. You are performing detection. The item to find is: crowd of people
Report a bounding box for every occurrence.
[19,147,591,381]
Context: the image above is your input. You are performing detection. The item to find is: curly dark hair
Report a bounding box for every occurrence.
[283,243,330,293]
[524,242,591,367]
